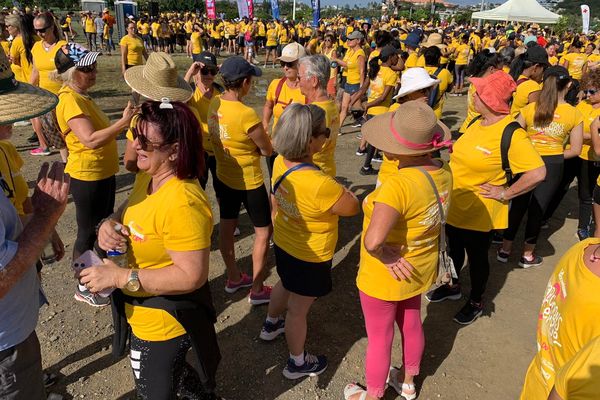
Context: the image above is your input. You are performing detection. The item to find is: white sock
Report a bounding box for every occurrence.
[78,284,87,292]
[290,352,305,366]
[266,315,279,324]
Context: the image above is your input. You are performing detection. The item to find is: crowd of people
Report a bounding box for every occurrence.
[1,5,600,400]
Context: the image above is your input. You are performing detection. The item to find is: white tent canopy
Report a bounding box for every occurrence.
[471,0,560,24]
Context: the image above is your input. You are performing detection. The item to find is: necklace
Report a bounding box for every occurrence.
[42,41,55,51]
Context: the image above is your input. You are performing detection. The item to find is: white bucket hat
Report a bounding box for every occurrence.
[393,68,440,100]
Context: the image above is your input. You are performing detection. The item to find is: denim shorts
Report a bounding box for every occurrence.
[344,82,360,94]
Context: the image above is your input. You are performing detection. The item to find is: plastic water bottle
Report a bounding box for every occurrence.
[107,224,128,268]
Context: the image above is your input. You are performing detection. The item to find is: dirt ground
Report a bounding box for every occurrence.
[19,51,580,400]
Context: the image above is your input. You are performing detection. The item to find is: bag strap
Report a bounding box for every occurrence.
[415,167,447,252]
[516,77,529,86]
[501,121,520,184]
[466,114,482,130]
[271,162,318,194]
[273,77,287,105]
[432,66,443,78]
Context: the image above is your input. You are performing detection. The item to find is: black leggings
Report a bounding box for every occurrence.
[447,224,493,303]
[545,157,600,231]
[130,333,205,400]
[199,152,222,198]
[504,155,564,245]
[70,176,116,256]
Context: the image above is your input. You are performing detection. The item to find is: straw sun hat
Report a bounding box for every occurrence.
[124,52,193,102]
[0,47,57,125]
[361,100,451,156]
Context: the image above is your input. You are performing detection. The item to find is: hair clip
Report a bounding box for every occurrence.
[159,97,173,109]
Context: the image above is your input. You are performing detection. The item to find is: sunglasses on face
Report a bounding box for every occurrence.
[201,67,218,76]
[35,25,50,33]
[280,61,297,68]
[77,63,97,73]
[131,125,172,151]
[585,89,598,96]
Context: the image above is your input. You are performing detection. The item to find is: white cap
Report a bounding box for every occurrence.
[277,42,306,63]
[394,68,440,99]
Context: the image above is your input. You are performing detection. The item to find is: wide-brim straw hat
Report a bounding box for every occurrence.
[124,52,192,102]
[0,48,57,124]
[421,33,447,49]
[361,100,451,156]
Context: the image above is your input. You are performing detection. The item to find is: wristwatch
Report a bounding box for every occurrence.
[125,270,141,292]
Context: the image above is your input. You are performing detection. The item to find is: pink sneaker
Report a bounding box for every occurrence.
[225,273,253,294]
[30,147,51,156]
[248,285,272,305]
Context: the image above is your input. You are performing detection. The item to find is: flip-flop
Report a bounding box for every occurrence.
[343,383,368,400]
[387,367,417,400]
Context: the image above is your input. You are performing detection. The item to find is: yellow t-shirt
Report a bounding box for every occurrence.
[511,75,542,116]
[208,97,264,190]
[425,66,453,119]
[0,141,28,215]
[56,86,119,181]
[278,28,289,44]
[455,43,471,65]
[188,85,221,155]
[151,22,161,38]
[404,53,425,69]
[312,100,340,177]
[343,48,365,85]
[119,35,145,66]
[377,153,399,187]
[123,173,213,342]
[576,100,600,161]
[271,156,343,262]
[266,28,278,46]
[323,47,338,79]
[357,162,453,301]
[554,336,600,400]
[549,55,559,66]
[563,52,588,80]
[190,31,203,54]
[10,36,37,83]
[447,115,544,232]
[266,78,306,135]
[184,21,193,34]
[84,16,95,33]
[31,40,67,94]
[459,84,479,133]
[138,22,150,35]
[520,238,600,400]
[367,66,397,116]
[519,102,583,156]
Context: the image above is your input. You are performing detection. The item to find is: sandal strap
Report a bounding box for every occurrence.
[402,382,416,391]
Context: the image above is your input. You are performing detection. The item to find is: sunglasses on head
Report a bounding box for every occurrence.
[201,67,218,76]
[585,89,598,96]
[35,25,50,33]
[280,61,296,68]
[77,63,97,73]
[131,125,173,151]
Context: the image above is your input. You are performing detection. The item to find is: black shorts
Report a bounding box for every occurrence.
[186,33,192,40]
[274,245,333,297]
[237,36,245,47]
[219,183,271,227]
[593,184,600,205]
[266,45,277,51]
[209,38,221,47]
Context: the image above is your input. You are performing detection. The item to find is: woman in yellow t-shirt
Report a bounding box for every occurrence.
[561,41,588,80]
[427,71,546,325]
[208,57,274,304]
[259,104,359,379]
[352,45,399,173]
[53,43,135,306]
[84,101,221,400]
[6,14,37,84]
[188,23,203,58]
[29,13,67,156]
[345,101,452,400]
[499,67,583,268]
[321,33,338,98]
[519,239,600,400]
[83,12,96,51]
[331,30,366,134]
[264,22,278,68]
[509,45,549,116]
[120,21,147,75]
[450,33,471,95]
[263,42,307,175]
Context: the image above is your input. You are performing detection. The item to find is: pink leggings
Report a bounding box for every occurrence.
[359,290,424,399]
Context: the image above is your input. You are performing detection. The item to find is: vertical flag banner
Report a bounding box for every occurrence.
[311,0,320,27]
[247,0,254,19]
[271,0,280,20]
[237,0,249,18]
[582,5,590,34]
[206,0,216,20]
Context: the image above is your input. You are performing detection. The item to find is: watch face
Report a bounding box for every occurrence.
[126,279,141,292]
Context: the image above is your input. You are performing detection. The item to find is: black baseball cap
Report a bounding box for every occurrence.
[192,51,217,68]
[220,56,262,81]
[525,45,549,66]
[380,45,399,59]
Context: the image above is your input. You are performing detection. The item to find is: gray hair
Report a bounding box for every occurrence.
[273,103,326,160]
[299,55,330,91]
[50,66,75,85]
